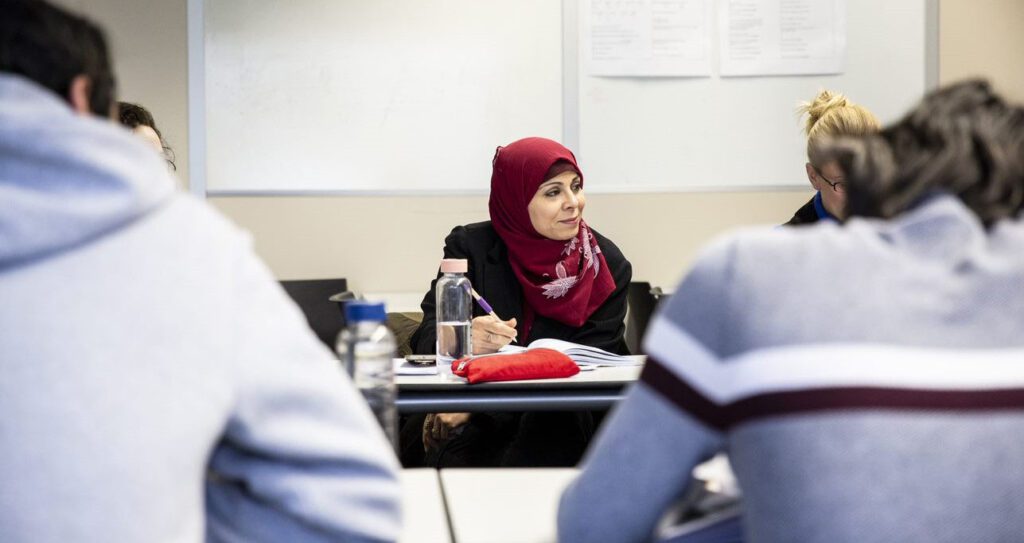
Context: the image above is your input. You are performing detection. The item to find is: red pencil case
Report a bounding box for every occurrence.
[451,348,580,384]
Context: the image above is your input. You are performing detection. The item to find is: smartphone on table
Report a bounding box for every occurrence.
[404,354,436,366]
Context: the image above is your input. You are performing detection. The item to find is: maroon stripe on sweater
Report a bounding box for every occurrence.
[641,357,1024,431]
[641,357,729,430]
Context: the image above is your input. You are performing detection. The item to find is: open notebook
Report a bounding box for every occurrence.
[500,338,640,367]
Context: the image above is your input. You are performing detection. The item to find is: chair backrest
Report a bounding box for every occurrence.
[625,282,664,354]
[279,278,352,351]
[387,311,424,358]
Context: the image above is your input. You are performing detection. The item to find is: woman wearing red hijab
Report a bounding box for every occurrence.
[403,137,632,467]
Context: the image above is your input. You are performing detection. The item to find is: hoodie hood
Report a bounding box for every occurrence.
[0,74,174,267]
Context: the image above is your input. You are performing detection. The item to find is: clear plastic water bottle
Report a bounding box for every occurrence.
[336,301,397,448]
[435,258,472,379]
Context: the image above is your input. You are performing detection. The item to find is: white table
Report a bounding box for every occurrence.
[440,468,579,543]
[400,469,452,543]
[404,463,737,543]
[396,362,643,413]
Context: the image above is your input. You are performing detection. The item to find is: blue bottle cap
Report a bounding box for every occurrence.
[344,301,387,322]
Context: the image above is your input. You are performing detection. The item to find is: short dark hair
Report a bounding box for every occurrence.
[829,80,1024,226]
[0,0,116,116]
[118,101,177,170]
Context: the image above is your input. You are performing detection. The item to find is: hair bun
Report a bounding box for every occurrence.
[800,90,850,135]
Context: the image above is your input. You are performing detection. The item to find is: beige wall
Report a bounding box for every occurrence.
[57,0,190,184]
[62,0,1023,295]
[210,191,809,293]
[939,0,1024,103]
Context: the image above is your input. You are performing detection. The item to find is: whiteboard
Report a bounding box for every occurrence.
[195,0,933,195]
[203,0,563,193]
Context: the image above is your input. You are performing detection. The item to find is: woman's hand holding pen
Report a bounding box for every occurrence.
[471,315,518,354]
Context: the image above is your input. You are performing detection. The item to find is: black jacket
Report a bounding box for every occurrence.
[784,197,820,226]
[410,221,631,355]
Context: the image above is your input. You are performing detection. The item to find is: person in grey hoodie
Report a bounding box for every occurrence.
[560,81,1024,542]
[0,1,400,541]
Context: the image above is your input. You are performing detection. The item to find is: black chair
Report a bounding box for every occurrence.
[625,281,667,355]
[279,278,355,351]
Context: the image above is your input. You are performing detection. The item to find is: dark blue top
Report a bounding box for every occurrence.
[812,191,838,222]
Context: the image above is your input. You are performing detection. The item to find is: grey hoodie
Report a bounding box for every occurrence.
[0,74,401,542]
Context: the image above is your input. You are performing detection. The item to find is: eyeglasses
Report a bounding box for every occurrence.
[814,168,847,194]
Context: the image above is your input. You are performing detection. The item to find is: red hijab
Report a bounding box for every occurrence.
[488,137,615,339]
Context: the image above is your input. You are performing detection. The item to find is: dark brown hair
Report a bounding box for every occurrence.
[0,0,116,116]
[825,80,1024,226]
[119,101,176,170]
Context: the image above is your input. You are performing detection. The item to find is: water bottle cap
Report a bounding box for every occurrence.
[440,258,467,273]
[345,301,387,322]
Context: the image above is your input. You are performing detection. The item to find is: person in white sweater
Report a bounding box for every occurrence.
[560,80,1024,542]
[0,1,400,541]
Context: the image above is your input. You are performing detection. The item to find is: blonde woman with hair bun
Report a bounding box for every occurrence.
[785,89,881,225]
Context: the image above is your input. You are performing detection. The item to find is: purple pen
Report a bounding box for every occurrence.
[469,287,517,344]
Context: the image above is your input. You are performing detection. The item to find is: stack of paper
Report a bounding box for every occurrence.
[501,338,640,367]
